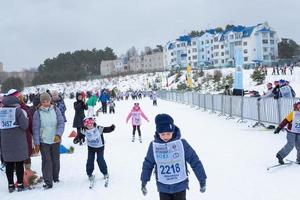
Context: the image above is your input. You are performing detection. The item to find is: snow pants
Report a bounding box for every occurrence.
[6,161,24,185]
[40,143,60,186]
[159,190,186,200]
[86,146,108,176]
[277,132,300,162]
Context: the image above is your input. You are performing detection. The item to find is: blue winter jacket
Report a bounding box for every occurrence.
[140,126,207,194]
[99,92,110,103]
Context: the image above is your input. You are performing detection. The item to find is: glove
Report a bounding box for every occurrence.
[54,135,61,143]
[200,186,206,193]
[110,124,115,131]
[257,97,261,101]
[274,127,281,134]
[141,186,147,196]
[73,133,84,144]
[34,145,40,154]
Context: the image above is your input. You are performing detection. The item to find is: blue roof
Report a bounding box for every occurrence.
[167,42,175,50]
[258,27,271,32]
[242,26,255,37]
[176,35,191,42]
[206,29,216,34]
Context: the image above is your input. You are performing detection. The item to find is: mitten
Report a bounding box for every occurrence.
[110,124,115,131]
[54,135,61,143]
[200,186,206,193]
[274,127,281,134]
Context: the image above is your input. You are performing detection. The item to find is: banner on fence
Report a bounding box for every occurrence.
[234,49,243,90]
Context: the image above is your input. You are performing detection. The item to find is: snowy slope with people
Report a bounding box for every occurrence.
[1,95,300,200]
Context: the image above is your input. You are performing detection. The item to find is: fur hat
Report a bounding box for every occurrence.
[155,113,174,133]
[40,92,51,102]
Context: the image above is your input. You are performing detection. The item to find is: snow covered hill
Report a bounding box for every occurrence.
[23,67,300,98]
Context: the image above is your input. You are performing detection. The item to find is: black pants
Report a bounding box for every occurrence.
[159,190,186,200]
[6,161,24,185]
[153,100,157,106]
[101,102,107,113]
[109,107,115,114]
[86,146,107,176]
[132,125,141,137]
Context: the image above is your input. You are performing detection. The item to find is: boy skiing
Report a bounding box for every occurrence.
[74,117,115,188]
[140,114,207,200]
[274,101,300,164]
[126,103,149,143]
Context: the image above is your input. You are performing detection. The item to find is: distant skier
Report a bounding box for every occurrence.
[151,91,158,106]
[75,117,115,185]
[274,101,300,164]
[126,103,149,143]
[140,114,207,200]
[108,99,116,114]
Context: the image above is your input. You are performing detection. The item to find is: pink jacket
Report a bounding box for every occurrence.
[126,107,148,126]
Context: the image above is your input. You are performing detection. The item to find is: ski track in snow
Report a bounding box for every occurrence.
[1,97,300,200]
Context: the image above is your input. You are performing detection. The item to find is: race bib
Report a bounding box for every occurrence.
[0,108,18,129]
[85,127,104,148]
[133,113,141,124]
[291,111,300,133]
[153,140,187,185]
[280,86,292,98]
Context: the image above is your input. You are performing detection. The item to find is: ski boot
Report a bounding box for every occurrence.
[8,184,15,193]
[17,183,25,192]
[139,136,142,143]
[132,136,135,142]
[276,153,284,165]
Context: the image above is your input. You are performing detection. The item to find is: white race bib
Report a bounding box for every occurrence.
[153,140,187,185]
[85,127,104,148]
[133,112,141,124]
[291,111,300,133]
[280,86,292,98]
[0,108,18,129]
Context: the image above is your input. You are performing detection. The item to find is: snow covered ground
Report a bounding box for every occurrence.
[1,97,300,200]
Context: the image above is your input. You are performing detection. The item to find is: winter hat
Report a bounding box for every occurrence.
[279,79,286,86]
[155,113,174,133]
[40,92,51,102]
[4,89,19,96]
[83,117,95,127]
[51,90,59,100]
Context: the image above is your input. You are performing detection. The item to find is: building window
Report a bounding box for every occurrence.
[243,42,247,46]
[192,41,196,45]
[214,45,219,49]
[221,52,225,56]
[270,40,275,44]
[222,59,225,64]
[193,62,197,66]
[188,57,191,60]
[270,33,274,38]
[225,51,229,55]
[207,51,210,54]
[263,47,268,52]
[171,52,174,56]
[192,55,197,59]
[192,48,197,52]
[262,39,268,44]
[244,49,248,54]
[202,55,204,59]
[263,55,269,60]
[211,39,213,43]
[230,35,234,40]
[206,40,209,44]
[201,41,204,45]
[235,41,242,46]
[201,48,204,52]
[262,32,268,38]
[211,47,213,51]
[244,57,248,61]
[188,50,191,53]
[271,55,276,60]
[221,45,224,49]
[214,52,219,57]
[214,37,218,42]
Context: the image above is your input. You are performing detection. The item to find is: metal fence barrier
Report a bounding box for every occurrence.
[157,90,300,127]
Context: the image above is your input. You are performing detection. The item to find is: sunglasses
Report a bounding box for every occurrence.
[134,103,139,106]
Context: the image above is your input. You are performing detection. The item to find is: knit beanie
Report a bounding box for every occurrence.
[40,92,51,102]
[155,113,174,133]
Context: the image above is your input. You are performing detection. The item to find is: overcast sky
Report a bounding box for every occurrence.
[0,0,299,71]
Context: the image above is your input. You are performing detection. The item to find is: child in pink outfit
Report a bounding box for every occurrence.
[126,103,149,143]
